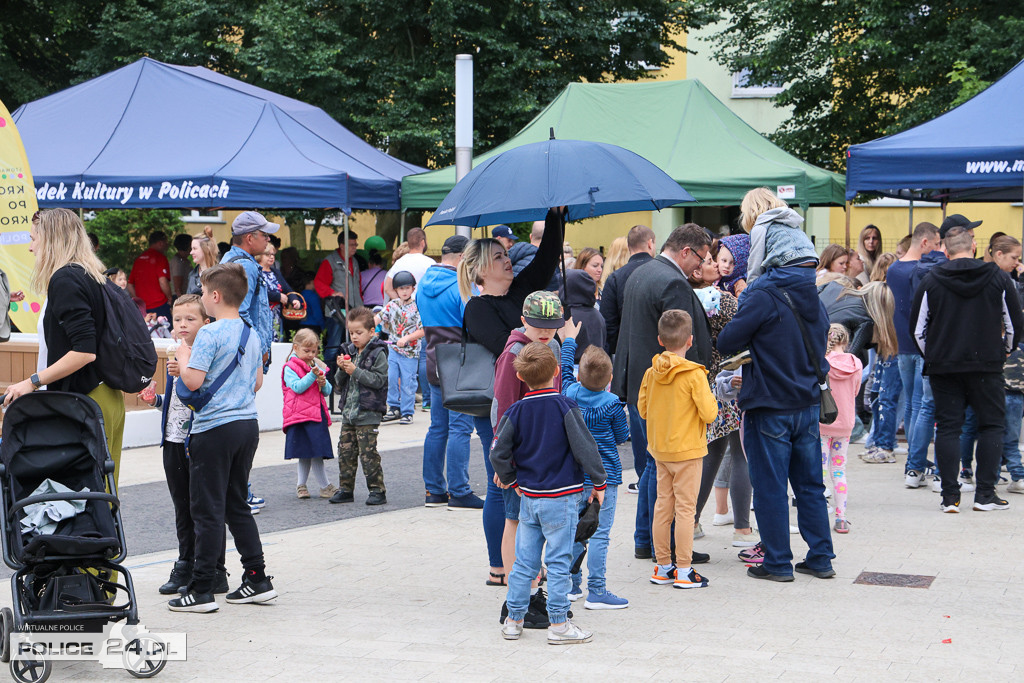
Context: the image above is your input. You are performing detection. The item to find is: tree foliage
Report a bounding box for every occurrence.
[692,1,1024,172]
[87,209,184,272]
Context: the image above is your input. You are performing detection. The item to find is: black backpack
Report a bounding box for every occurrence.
[93,280,159,393]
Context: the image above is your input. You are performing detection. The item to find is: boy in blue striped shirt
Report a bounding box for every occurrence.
[561,318,631,609]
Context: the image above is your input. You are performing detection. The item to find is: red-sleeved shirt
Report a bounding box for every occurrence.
[128,248,170,310]
[314,250,356,298]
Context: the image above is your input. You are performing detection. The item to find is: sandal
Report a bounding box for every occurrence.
[834,518,850,534]
[486,572,507,586]
[297,484,310,500]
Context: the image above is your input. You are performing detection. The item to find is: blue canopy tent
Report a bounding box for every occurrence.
[846,58,1024,204]
[12,57,425,211]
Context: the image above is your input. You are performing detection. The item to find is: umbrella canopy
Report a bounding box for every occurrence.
[425,138,694,227]
[405,80,844,210]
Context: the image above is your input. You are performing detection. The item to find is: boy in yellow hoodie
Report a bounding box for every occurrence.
[638,310,718,589]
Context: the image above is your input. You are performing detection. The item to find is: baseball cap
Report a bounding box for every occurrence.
[231,211,281,236]
[441,235,469,255]
[939,213,982,239]
[522,290,564,329]
[491,225,518,241]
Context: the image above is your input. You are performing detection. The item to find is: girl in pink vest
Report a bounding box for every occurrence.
[820,324,863,534]
[283,329,336,499]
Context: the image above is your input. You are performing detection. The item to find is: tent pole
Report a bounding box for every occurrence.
[941,202,947,222]
[400,210,406,244]
[343,214,350,343]
[1021,172,1024,242]
[844,202,851,248]
[908,200,914,235]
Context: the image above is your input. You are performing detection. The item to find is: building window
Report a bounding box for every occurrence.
[731,70,784,98]
[180,210,224,223]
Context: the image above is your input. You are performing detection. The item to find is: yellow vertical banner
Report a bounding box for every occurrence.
[0,99,40,334]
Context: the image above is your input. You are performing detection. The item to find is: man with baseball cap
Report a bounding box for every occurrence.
[492,225,518,251]
[417,234,489,510]
[939,213,982,240]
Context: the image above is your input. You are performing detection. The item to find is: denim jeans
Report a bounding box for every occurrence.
[898,353,933,473]
[476,416,504,569]
[506,493,581,624]
[627,404,648,480]
[386,352,418,416]
[1004,391,1024,480]
[628,406,653,549]
[571,485,618,593]
[743,406,835,577]
[872,357,901,452]
[422,384,472,497]
[418,352,430,406]
[324,317,344,373]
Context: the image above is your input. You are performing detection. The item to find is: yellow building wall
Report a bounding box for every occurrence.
[186,210,381,252]
[828,203,1024,253]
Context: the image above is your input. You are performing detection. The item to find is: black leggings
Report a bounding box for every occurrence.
[694,431,751,529]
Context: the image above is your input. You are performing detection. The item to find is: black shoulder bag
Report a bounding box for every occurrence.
[434,319,496,418]
[777,290,838,424]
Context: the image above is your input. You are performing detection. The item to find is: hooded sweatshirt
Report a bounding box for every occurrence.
[747,207,818,283]
[911,258,1023,375]
[718,265,830,412]
[415,264,465,386]
[562,270,606,363]
[819,351,863,438]
[637,351,718,461]
[491,329,562,427]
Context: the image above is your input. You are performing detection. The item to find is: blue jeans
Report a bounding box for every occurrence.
[476,416,504,569]
[422,384,472,497]
[898,354,934,473]
[418,352,430,406]
[628,406,653,549]
[1004,391,1024,480]
[744,406,835,577]
[324,317,344,372]
[506,493,581,624]
[571,485,618,593]
[386,353,418,416]
[872,357,901,451]
[627,404,647,479]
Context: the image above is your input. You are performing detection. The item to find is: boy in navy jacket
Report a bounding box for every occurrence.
[490,342,606,645]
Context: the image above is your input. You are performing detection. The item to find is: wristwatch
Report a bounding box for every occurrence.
[30,373,43,389]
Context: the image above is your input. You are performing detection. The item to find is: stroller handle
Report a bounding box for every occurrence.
[8,491,120,518]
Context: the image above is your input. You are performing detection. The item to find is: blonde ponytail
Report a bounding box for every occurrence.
[456,237,499,302]
[826,323,850,355]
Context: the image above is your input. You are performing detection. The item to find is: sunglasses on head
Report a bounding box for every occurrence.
[31,210,41,222]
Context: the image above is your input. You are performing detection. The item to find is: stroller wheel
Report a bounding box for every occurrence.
[0,607,11,663]
[123,637,168,679]
[10,658,51,683]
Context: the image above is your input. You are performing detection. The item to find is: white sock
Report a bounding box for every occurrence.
[530,587,539,596]
[309,458,330,489]
[296,460,312,486]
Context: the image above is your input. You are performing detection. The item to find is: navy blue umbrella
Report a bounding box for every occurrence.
[425,137,694,227]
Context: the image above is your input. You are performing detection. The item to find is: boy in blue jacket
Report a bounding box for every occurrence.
[490,342,606,645]
[560,318,630,610]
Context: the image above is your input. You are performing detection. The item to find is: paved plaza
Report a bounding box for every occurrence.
[7,418,1024,682]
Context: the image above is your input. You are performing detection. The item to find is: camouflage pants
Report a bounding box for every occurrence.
[337,424,385,493]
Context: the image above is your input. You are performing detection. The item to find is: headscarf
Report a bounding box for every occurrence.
[718,233,750,294]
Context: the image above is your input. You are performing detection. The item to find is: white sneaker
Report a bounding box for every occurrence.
[501,617,524,640]
[862,449,895,463]
[930,476,942,493]
[894,445,909,455]
[693,523,705,540]
[904,470,925,488]
[789,525,799,534]
[712,511,733,526]
[958,479,976,492]
[1008,480,1024,494]
[732,529,760,547]
[547,619,593,645]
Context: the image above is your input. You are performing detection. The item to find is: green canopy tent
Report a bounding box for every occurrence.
[402,79,845,210]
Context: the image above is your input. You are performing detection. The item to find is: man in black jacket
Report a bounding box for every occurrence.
[911,227,1024,513]
[612,223,712,559]
[601,225,656,353]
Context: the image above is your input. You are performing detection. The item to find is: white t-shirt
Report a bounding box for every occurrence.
[387,253,436,284]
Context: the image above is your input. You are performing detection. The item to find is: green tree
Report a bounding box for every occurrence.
[87,209,184,272]
[691,1,1024,172]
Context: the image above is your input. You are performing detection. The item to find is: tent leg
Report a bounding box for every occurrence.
[941,202,947,222]
[400,210,406,244]
[908,200,914,235]
[844,202,851,248]
[343,214,350,343]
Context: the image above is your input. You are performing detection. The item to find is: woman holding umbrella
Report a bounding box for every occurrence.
[457,207,564,588]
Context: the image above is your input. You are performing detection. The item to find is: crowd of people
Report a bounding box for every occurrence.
[4,194,1021,638]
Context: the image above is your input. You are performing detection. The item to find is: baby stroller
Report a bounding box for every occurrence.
[0,392,165,682]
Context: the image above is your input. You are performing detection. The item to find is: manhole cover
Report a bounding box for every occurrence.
[854,571,934,588]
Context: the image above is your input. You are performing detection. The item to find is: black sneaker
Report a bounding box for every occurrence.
[225,574,278,604]
[381,408,400,423]
[168,590,218,612]
[448,492,484,510]
[940,493,961,513]
[634,546,652,560]
[973,494,1010,511]
[329,489,354,504]
[366,491,387,506]
[425,492,449,507]
[746,565,794,582]
[691,551,711,565]
[159,560,191,595]
[794,561,835,579]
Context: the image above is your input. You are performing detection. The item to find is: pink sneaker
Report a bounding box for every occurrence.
[737,542,764,564]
